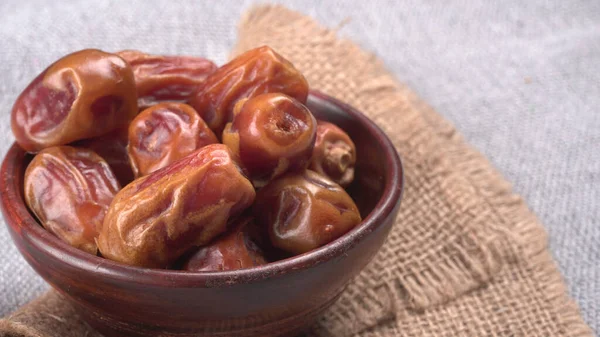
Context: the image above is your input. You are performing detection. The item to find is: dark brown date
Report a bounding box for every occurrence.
[127,102,218,177]
[11,49,138,153]
[76,128,134,186]
[24,146,121,254]
[188,46,309,136]
[309,121,356,187]
[117,50,217,110]
[98,144,256,268]
[253,170,361,255]
[222,93,316,187]
[182,216,266,272]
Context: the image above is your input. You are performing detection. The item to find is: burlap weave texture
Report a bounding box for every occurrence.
[0,5,592,337]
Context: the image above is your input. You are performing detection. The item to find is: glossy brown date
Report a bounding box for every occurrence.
[253,170,361,255]
[309,121,356,187]
[24,146,121,254]
[188,46,309,136]
[127,102,218,178]
[11,49,138,153]
[76,128,134,186]
[222,93,316,187]
[117,50,217,110]
[98,144,256,268]
[182,216,266,272]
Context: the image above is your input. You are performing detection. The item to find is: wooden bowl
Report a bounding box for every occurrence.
[1,91,403,337]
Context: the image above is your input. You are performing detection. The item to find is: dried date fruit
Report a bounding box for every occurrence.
[117,50,217,110]
[24,146,121,254]
[188,46,309,136]
[127,102,218,177]
[76,128,134,186]
[11,49,137,153]
[309,121,356,187]
[222,93,316,187]
[98,144,256,268]
[253,170,361,255]
[182,216,266,272]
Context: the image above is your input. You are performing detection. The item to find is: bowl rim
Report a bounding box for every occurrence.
[1,90,403,287]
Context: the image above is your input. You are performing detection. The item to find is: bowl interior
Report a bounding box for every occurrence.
[1,91,402,286]
[307,93,391,219]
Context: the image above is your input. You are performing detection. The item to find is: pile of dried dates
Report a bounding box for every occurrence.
[12,46,361,270]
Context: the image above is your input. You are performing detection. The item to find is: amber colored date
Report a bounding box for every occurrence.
[182,216,266,272]
[76,128,134,186]
[11,49,138,153]
[253,170,361,255]
[127,102,218,177]
[188,46,309,136]
[117,50,217,110]
[98,144,256,268]
[24,146,121,254]
[222,93,316,187]
[309,121,356,187]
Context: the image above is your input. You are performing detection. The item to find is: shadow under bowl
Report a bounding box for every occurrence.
[1,91,403,337]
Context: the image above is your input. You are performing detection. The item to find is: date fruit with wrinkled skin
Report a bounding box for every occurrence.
[182,216,267,272]
[98,144,256,268]
[117,50,217,110]
[127,102,218,178]
[310,121,356,187]
[24,146,121,254]
[222,93,316,187]
[253,170,361,255]
[76,128,134,186]
[188,46,309,136]
[11,49,138,153]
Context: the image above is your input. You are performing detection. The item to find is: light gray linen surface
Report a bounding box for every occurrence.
[0,0,598,332]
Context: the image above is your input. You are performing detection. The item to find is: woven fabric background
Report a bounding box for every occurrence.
[0,0,598,334]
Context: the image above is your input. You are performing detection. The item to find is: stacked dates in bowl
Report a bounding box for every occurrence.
[12,46,361,271]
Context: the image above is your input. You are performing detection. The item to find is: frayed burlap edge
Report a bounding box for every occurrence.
[414,89,592,336]
[0,291,102,337]
[0,321,43,337]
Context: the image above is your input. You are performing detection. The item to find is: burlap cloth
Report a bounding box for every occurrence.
[0,5,593,337]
